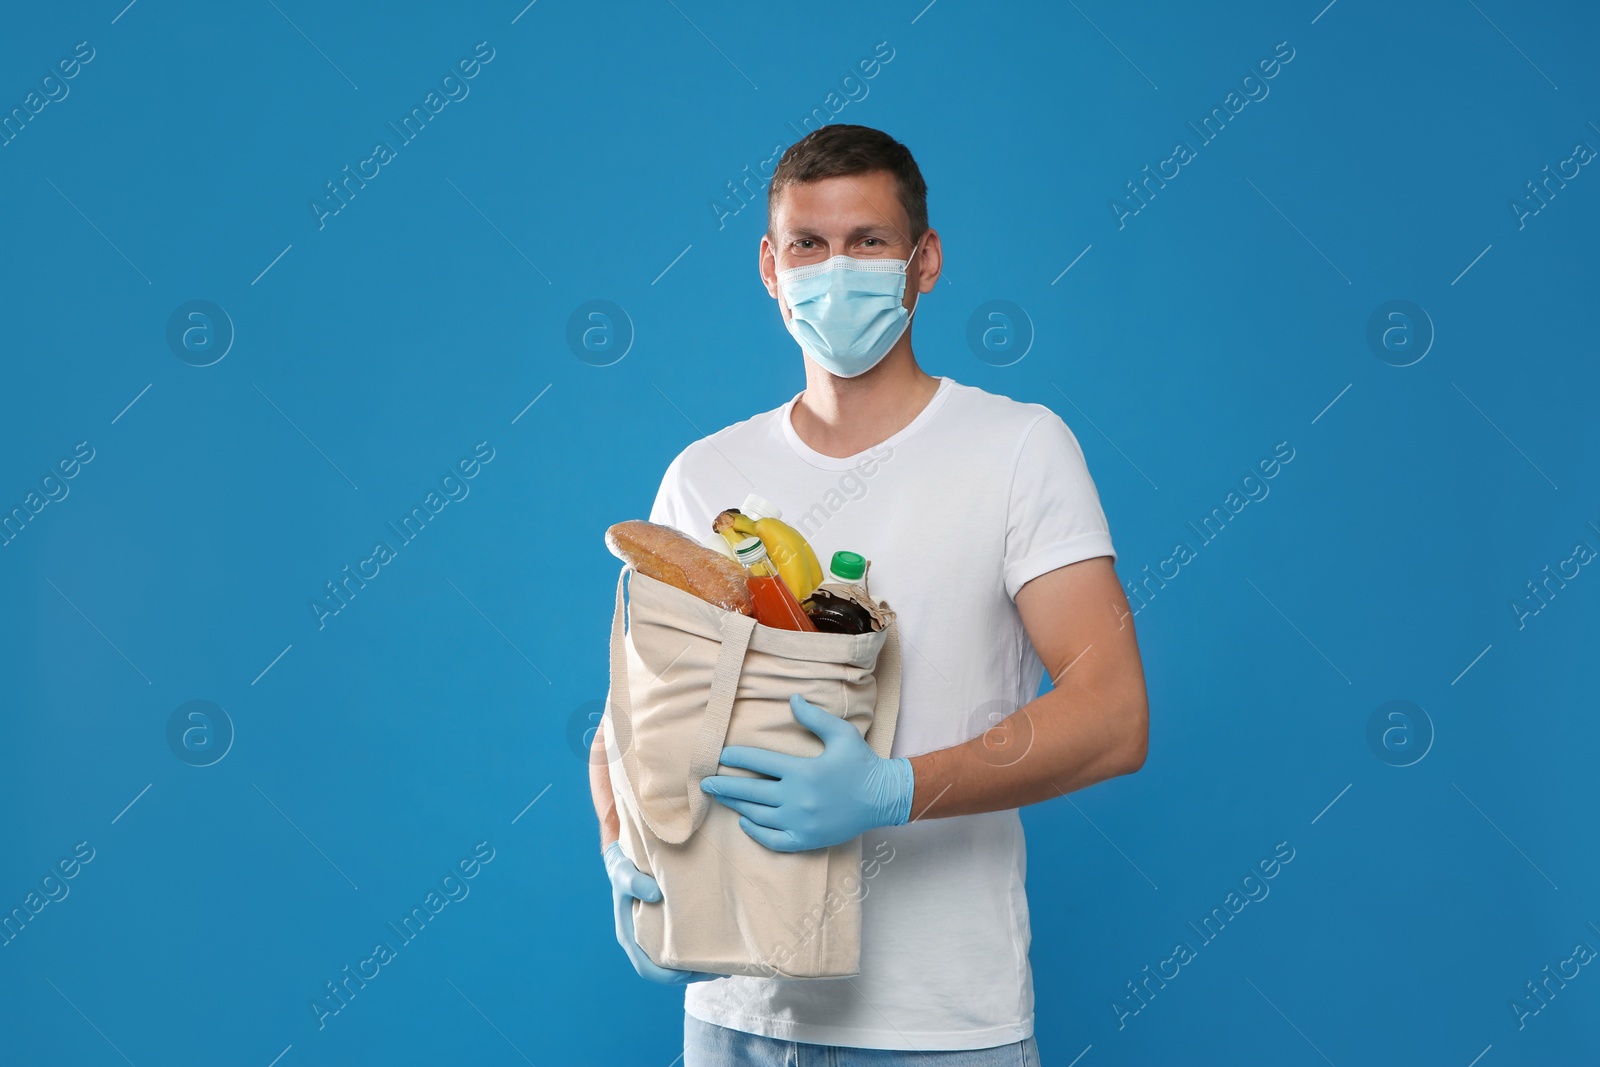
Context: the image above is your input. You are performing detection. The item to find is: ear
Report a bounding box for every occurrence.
[759,234,780,297]
[911,229,942,296]
[759,234,792,322]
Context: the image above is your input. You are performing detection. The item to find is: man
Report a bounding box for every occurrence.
[591,124,1149,1063]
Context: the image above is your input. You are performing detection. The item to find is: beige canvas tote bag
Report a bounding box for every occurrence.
[603,564,902,979]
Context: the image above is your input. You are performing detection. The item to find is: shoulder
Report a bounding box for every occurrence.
[936,382,1098,496]
[659,400,785,484]
[938,378,1076,452]
[651,395,792,530]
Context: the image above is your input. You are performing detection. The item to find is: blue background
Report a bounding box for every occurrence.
[2,0,1596,1063]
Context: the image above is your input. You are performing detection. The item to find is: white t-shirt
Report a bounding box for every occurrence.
[648,374,1117,1051]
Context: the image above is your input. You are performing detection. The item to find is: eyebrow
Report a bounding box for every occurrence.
[781,224,895,241]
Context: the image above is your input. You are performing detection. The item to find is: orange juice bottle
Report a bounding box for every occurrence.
[733,536,818,632]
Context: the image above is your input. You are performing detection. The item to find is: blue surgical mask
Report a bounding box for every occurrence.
[776,237,925,378]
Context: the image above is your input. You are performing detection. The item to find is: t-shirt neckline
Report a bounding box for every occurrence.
[779,376,956,471]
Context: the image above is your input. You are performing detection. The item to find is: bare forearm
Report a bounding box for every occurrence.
[589,719,621,850]
[906,683,1146,821]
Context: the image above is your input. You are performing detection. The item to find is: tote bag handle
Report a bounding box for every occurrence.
[860,621,901,760]
[608,567,756,845]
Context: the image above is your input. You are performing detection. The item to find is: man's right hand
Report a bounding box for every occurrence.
[603,841,724,985]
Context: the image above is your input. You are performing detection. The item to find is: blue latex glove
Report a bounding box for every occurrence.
[602,841,723,985]
[700,693,915,852]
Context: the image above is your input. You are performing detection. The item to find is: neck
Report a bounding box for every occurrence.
[793,343,940,459]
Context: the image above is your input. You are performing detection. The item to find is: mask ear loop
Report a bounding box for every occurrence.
[904,234,927,321]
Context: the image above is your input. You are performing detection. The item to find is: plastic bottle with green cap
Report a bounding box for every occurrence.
[827,550,866,586]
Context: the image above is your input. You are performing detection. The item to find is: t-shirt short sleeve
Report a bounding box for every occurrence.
[649,445,721,539]
[1003,411,1116,600]
[647,450,688,532]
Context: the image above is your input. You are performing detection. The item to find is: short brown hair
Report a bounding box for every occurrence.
[767,125,929,246]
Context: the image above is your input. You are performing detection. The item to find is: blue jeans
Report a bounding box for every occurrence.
[683,1012,1041,1066]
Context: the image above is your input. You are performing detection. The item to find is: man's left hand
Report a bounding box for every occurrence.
[700,693,915,852]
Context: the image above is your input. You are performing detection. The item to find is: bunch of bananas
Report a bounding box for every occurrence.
[712,508,823,601]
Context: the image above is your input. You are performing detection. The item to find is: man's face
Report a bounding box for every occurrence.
[761,170,930,323]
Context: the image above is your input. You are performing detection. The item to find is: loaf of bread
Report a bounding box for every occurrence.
[605,520,754,616]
